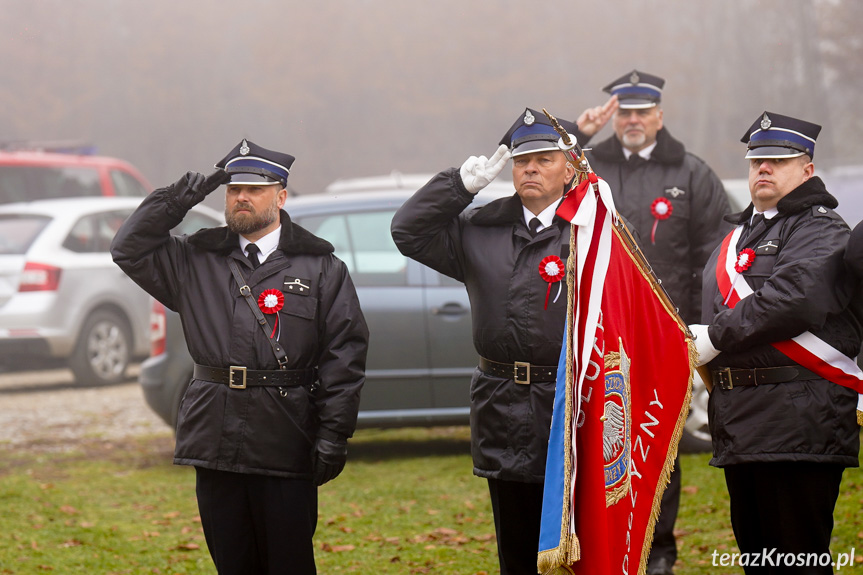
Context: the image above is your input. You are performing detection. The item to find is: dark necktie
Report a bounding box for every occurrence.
[742,213,765,244]
[246,243,261,269]
[529,217,542,237]
[627,154,645,167]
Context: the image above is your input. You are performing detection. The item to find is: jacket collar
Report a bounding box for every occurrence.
[725,176,837,225]
[591,127,686,165]
[187,210,334,255]
[470,193,568,229]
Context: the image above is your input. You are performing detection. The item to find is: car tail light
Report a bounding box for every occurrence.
[149,299,167,357]
[18,262,62,292]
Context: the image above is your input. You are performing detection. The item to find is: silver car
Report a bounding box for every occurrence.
[0,197,222,385]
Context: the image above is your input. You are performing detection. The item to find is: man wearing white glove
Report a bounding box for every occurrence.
[459,143,512,195]
[392,108,578,574]
[688,323,720,366]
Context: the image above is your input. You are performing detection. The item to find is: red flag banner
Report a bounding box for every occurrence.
[539,177,694,575]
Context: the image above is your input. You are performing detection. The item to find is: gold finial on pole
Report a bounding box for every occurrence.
[542,108,572,147]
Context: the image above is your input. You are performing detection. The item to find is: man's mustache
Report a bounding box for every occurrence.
[232,202,255,213]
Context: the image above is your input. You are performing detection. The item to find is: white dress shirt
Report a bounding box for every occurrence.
[239,226,281,264]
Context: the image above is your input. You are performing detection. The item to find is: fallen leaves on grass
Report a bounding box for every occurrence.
[320,542,356,552]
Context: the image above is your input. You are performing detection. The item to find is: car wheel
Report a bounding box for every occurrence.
[69,309,132,386]
[679,372,712,453]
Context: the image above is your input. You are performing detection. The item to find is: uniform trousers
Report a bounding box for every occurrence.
[487,477,544,575]
[724,461,845,575]
[195,467,317,575]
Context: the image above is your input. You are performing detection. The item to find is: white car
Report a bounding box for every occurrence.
[0,197,222,385]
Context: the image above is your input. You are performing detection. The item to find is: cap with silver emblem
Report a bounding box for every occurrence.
[741,111,821,160]
[215,139,295,187]
[499,108,578,158]
[602,70,665,109]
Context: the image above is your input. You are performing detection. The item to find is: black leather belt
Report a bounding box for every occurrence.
[479,357,556,384]
[712,365,820,390]
[194,364,316,390]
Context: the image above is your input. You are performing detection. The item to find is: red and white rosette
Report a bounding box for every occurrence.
[734,248,755,274]
[539,255,565,310]
[258,289,284,338]
[649,197,673,245]
[724,248,756,306]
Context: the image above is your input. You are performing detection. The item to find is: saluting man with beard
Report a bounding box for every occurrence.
[111,139,369,575]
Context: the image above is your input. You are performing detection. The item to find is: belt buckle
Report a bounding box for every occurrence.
[717,367,733,390]
[229,365,247,389]
[514,361,531,385]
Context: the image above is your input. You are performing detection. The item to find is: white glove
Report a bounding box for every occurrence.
[689,324,720,367]
[459,144,511,194]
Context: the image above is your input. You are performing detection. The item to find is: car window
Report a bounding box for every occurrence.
[171,211,221,236]
[298,210,407,287]
[63,209,133,253]
[109,169,148,197]
[0,165,102,203]
[0,214,51,254]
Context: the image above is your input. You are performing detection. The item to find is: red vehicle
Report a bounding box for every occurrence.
[0,145,151,204]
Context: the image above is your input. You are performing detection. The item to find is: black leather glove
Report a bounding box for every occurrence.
[313,435,347,486]
[170,169,231,209]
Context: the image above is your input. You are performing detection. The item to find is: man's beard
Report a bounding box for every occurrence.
[622,130,646,150]
[225,199,280,235]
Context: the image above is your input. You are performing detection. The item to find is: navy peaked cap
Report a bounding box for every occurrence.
[499,108,578,158]
[602,70,664,108]
[741,112,821,159]
[215,139,295,186]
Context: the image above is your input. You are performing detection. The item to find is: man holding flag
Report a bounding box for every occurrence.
[393,107,696,575]
[392,108,578,574]
[692,112,862,573]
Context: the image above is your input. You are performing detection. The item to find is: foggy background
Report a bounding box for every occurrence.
[2,0,860,196]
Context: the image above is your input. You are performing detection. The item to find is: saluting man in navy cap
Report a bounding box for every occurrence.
[572,70,730,575]
[392,109,583,575]
[691,113,861,574]
[112,140,369,575]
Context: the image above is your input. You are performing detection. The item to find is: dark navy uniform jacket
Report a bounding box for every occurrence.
[702,176,861,467]
[392,168,570,483]
[112,187,368,479]
[584,127,730,323]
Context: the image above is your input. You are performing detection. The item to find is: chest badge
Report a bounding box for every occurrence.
[650,197,673,245]
[755,240,780,255]
[664,186,686,198]
[284,276,311,296]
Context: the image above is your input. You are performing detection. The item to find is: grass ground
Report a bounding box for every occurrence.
[0,427,860,574]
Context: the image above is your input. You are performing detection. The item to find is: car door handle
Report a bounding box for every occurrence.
[431,302,468,316]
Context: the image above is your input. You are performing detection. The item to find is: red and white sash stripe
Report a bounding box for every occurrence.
[716,226,863,415]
